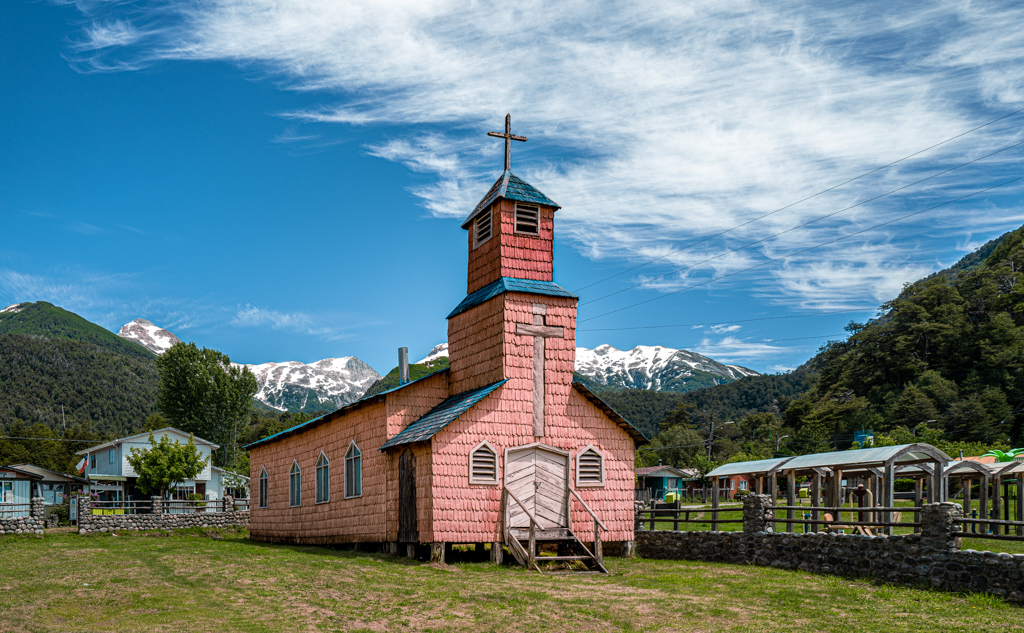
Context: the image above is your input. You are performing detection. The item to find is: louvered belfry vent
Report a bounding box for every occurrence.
[577,447,604,486]
[469,442,498,484]
[474,210,492,247]
[514,204,540,234]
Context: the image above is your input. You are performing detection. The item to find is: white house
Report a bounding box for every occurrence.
[74,427,233,502]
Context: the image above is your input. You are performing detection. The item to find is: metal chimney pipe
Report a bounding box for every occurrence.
[398,347,410,386]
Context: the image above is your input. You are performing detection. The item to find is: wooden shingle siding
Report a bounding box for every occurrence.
[447,295,507,394]
[466,200,554,295]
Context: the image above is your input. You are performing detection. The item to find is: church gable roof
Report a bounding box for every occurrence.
[447,277,577,319]
[461,170,560,229]
[380,380,507,450]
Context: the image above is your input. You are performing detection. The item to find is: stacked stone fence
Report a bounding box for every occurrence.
[78,496,250,534]
[0,498,45,535]
[636,494,1024,603]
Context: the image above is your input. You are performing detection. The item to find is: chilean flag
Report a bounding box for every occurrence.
[76,458,86,474]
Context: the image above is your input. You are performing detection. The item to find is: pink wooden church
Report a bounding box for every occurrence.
[248,116,647,571]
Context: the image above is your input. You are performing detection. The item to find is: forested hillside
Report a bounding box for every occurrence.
[644,226,1024,469]
[0,302,154,359]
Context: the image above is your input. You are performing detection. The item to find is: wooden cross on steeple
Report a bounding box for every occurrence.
[487,113,527,171]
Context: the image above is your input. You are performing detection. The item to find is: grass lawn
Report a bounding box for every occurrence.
[1,529,1021,632]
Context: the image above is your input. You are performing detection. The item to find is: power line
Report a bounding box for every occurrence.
[580,175,1024,322]
[578,308,872,332]
[583,139,1024,306]
[573,105,1024,293]
[0,436,102,443]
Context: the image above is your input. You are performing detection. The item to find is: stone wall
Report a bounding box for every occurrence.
[78,496,250,534]
[0,498,45,535]
[637,495,1024,603]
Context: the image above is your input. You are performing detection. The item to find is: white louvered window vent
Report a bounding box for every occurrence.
[474,210,493,248]
[514,204,540,235]
[469,441,498,484]
[576,446,604,487]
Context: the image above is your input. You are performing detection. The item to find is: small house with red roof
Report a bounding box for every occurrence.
[247,118,647,570]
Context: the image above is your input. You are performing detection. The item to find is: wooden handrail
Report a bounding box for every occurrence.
[569,487,608,531]
[504,487,539,528]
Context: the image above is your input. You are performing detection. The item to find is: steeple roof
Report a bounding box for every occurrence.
[461,170,560,229]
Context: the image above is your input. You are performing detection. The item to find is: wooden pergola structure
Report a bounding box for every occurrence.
[944,459,1024,536]
[708,443,951,535]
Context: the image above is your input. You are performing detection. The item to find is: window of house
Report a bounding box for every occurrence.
[90,455,96,469]
[514,204,540,235]
[469,441,498,484]
[315,452,330,504]
[258,467,268,508]
[473,210,492,248]
[109,448,115,464]
[739,480,748,491]
[345,442,362,498]
[576,446,605,487]
[289,460,301,507]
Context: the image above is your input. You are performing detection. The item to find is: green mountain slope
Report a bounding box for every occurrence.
[0,301,153,359]
[362,358,450,398]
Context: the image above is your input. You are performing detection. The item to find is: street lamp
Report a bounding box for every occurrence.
[707,420,734,459]
[912,420,936,437]
[776,434,790,452]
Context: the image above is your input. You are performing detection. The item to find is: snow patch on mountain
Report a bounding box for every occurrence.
[241,357,381,411]
[575,344,758,391]
[1,303,25,315]
[417,343,449,365]
[117,318,182,355]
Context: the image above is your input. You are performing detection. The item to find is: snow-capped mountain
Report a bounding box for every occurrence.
[117,319,182,355]
[418,342,757,392]
[118,317,380,412]
[242,357,381,412]
[575,344,758,392]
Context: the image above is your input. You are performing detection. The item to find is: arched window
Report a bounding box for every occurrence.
[576,446,605,487]
[258,466,268,509]
[289,460,302,507]
[469,441,498,484]
[315,452,330,504]
[345,442,362,499]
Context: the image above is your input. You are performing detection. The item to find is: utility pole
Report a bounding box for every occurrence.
[707,420,734,460]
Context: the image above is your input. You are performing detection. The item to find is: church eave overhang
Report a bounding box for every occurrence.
[380,379,507,450]
[460,170,560,229]
[447,277,578,319]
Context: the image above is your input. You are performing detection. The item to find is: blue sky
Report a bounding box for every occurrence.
[2,0,1023,375]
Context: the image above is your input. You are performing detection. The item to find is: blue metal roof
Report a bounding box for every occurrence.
[244,368,448,449]
[380,380,507,450]
[461,170,560,228]
[447,277,577,319]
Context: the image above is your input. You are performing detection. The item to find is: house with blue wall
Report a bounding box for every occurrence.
[636,465,697,501]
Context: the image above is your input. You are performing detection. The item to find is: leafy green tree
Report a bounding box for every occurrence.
[126,432,209,498]
[155,343,258,467]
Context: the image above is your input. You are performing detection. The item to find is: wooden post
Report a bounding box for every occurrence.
[883,463,894,536]
[962,477,972,527]
[528,522,536,569]
[914,477,923,533]
[768,473,777,508]
[711,479,720,531]
[931,461,942,504]
[811,472,821,532]
[1004,478,1011,533]
[786,470,796,533]
[491,542,504,564]
[594,519,603,566]
[431,542,445,564]
[1017,478,1023,536]
[755,476,763,495]
[992,475,1003,536]
[980,476,989,534]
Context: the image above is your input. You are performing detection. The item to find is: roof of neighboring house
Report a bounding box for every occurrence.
[635,465,695,478]
[75,427,219,456]
[245,368,449,449]
[462,170,560,229]
[9,463,88,484]
[447,277,578,319]
[0,465,44,480]
[211,466,250,482]
[707,443,952,478]
[380,380,507,450]
[571,382,649,445]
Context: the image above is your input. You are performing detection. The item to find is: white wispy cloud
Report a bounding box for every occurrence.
[232,304,351,341]
[56,0,1024,315]
[710,324,742,334]
[693,335,791,363]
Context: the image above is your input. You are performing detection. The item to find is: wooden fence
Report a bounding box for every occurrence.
[89,498,248,515]
[768,504,921,536]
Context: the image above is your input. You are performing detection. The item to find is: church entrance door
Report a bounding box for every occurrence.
[398,448,417,543]
[504,443,569,530]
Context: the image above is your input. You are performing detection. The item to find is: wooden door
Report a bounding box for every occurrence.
[398,448,418,543]
[505,444,569,530]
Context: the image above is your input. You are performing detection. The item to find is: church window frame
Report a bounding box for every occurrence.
[289,460,302,508]
[575,446,605,488]
[514,204,540,235]
[344,441,362,499]
[473,209,493,249]
[315,451,330,504]
[469,441,499,485]
[258,466,269,509]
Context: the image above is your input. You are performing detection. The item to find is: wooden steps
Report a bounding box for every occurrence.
[504,528,608,574]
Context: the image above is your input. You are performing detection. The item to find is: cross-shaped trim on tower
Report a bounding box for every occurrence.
[516,303,564,436]
[487,113,527,171]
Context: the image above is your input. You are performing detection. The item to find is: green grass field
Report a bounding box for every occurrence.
[0,529,1020,632]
